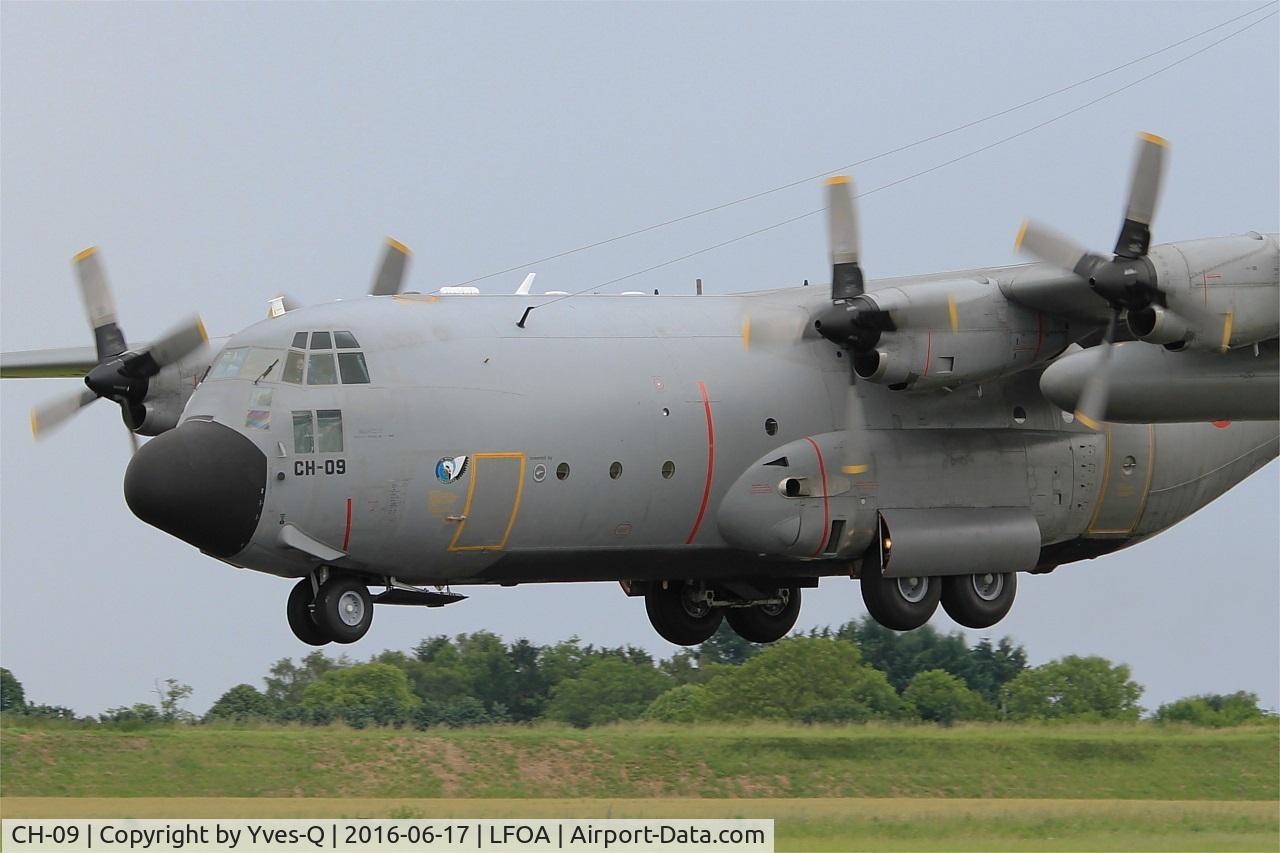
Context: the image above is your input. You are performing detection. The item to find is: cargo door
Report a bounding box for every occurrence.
[448,453,526,551]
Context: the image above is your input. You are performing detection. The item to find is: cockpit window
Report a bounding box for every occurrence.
[291,332,308,349]
[207,347,285,382]
[310,331,332,350]
[337,352,370,384]
[306,352,338,385]
[334,331,360,348]
[282,350,305,384]
[291,410,314,453]
[316,409,344,452]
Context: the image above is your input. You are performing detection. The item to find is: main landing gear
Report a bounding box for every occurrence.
[641,581,803,646]
[860,568,1018,631]
[287,574,373,645]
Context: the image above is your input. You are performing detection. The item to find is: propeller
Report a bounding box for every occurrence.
[1015,132,1169,428]
[30,248,207,445]
[369,237,412,296]
[814,177,877,479]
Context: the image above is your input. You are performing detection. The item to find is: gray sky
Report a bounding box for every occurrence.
[2,2,1276,717]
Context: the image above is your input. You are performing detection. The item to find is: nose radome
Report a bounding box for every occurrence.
[124,420,267,558]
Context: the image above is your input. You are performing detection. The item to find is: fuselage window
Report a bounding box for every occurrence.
[282,350,305,384]
[292,410,315,454]
[315,409,344,453]
[337,352,370,384]
[334,331,360,348]
[291,332,308,349]
[310,331,332,350]
[307,352,338,385]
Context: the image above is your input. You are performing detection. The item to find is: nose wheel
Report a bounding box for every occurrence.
[285,574,374,645]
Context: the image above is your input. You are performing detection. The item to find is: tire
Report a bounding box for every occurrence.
[286,578,331,645]
[314,576,374,644]
[726,587,801,643]
[645,582,723,646]
[860,570,940,631]
[941,571,1017,629]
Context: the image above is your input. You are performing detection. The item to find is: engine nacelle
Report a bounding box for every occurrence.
[135,342,218,436]
[1127,304,1192,347]
[853,278,1069,391]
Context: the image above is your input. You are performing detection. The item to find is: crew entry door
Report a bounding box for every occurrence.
[448,453,526,551]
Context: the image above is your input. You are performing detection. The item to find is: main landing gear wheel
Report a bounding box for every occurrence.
[286,578,330,646]
[726,587,801,643]
[645,582,723,646]
[314,576,374,644]
[861,570,940,631]
[941,571,1017,629]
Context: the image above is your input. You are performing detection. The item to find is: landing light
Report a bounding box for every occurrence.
[883,536,893,551]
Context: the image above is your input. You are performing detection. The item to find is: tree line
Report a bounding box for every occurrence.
[1,618,1271,729]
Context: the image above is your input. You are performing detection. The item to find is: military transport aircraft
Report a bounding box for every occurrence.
[3,133,1277,647]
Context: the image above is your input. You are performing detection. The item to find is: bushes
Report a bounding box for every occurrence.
[1155,692,1271,727]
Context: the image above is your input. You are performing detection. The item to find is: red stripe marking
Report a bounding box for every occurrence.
[803,436,831,557]
[685,381,716,544]
[342,497,353,551]
[922,331,933,377]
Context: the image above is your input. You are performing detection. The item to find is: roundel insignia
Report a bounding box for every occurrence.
[436,455,469,484]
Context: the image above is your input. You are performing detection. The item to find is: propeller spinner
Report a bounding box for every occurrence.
[30,248,207,446]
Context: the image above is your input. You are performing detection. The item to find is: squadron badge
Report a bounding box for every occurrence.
[435,455,469,484]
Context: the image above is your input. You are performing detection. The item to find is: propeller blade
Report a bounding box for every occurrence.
[369,237,412,296]
[1014,219,1102,276]
[1114,132,1167,259]
[126,424,139,454]
[826,176,864,301]
[142,315,209,373]
[1073,309,1121,431]
[73,247,127,361]
[31,387,99,439]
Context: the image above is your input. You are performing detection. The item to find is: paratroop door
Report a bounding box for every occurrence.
[448,453,526,551]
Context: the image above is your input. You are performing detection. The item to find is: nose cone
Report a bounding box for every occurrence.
[124,420,267,558]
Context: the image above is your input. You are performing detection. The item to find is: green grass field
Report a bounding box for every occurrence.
[2,722,1277,851]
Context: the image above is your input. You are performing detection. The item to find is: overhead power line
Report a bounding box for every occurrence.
[447,1,1277,292]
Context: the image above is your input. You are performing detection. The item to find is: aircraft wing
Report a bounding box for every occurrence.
[0,346,100,378]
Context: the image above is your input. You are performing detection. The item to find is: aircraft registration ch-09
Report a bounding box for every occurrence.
[3,132,1276,648]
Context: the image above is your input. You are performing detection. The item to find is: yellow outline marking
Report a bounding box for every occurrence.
[447,452,527,552]
[1220,311,1233,352]
[947,294,959,333]
[386,237,411,255]
[1087,425,1156,535]
[1014,219,1029,251]
[741,317,751,352]
[825,175,850,185]
[392,294,439,304]
[1086,426,1113,533]
[1138,131,1169,148]
[72,246,98,262]
[842,464,869,475]
[1131,424,1157,532]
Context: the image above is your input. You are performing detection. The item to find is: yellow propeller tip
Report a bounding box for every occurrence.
[386,237,412,255]
[196,316,209,343]
[824,175,851,186]
[72,246,98,262]
[29,409,39,437]
[1074,411,1101,431]
[1138,132,1169,148]
[1014,219,1029,251]
[741,317,751,352]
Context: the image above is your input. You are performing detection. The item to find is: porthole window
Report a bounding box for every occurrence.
[556,462,571,481]
[765,417,778,436]
[661,407,670,417]
[609,461,623,480]
[1013,406,1027,424]
[661,460,676,479]
[1061,410,1075,424]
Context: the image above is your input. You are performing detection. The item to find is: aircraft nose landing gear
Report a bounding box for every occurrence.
[285,573,373,645]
